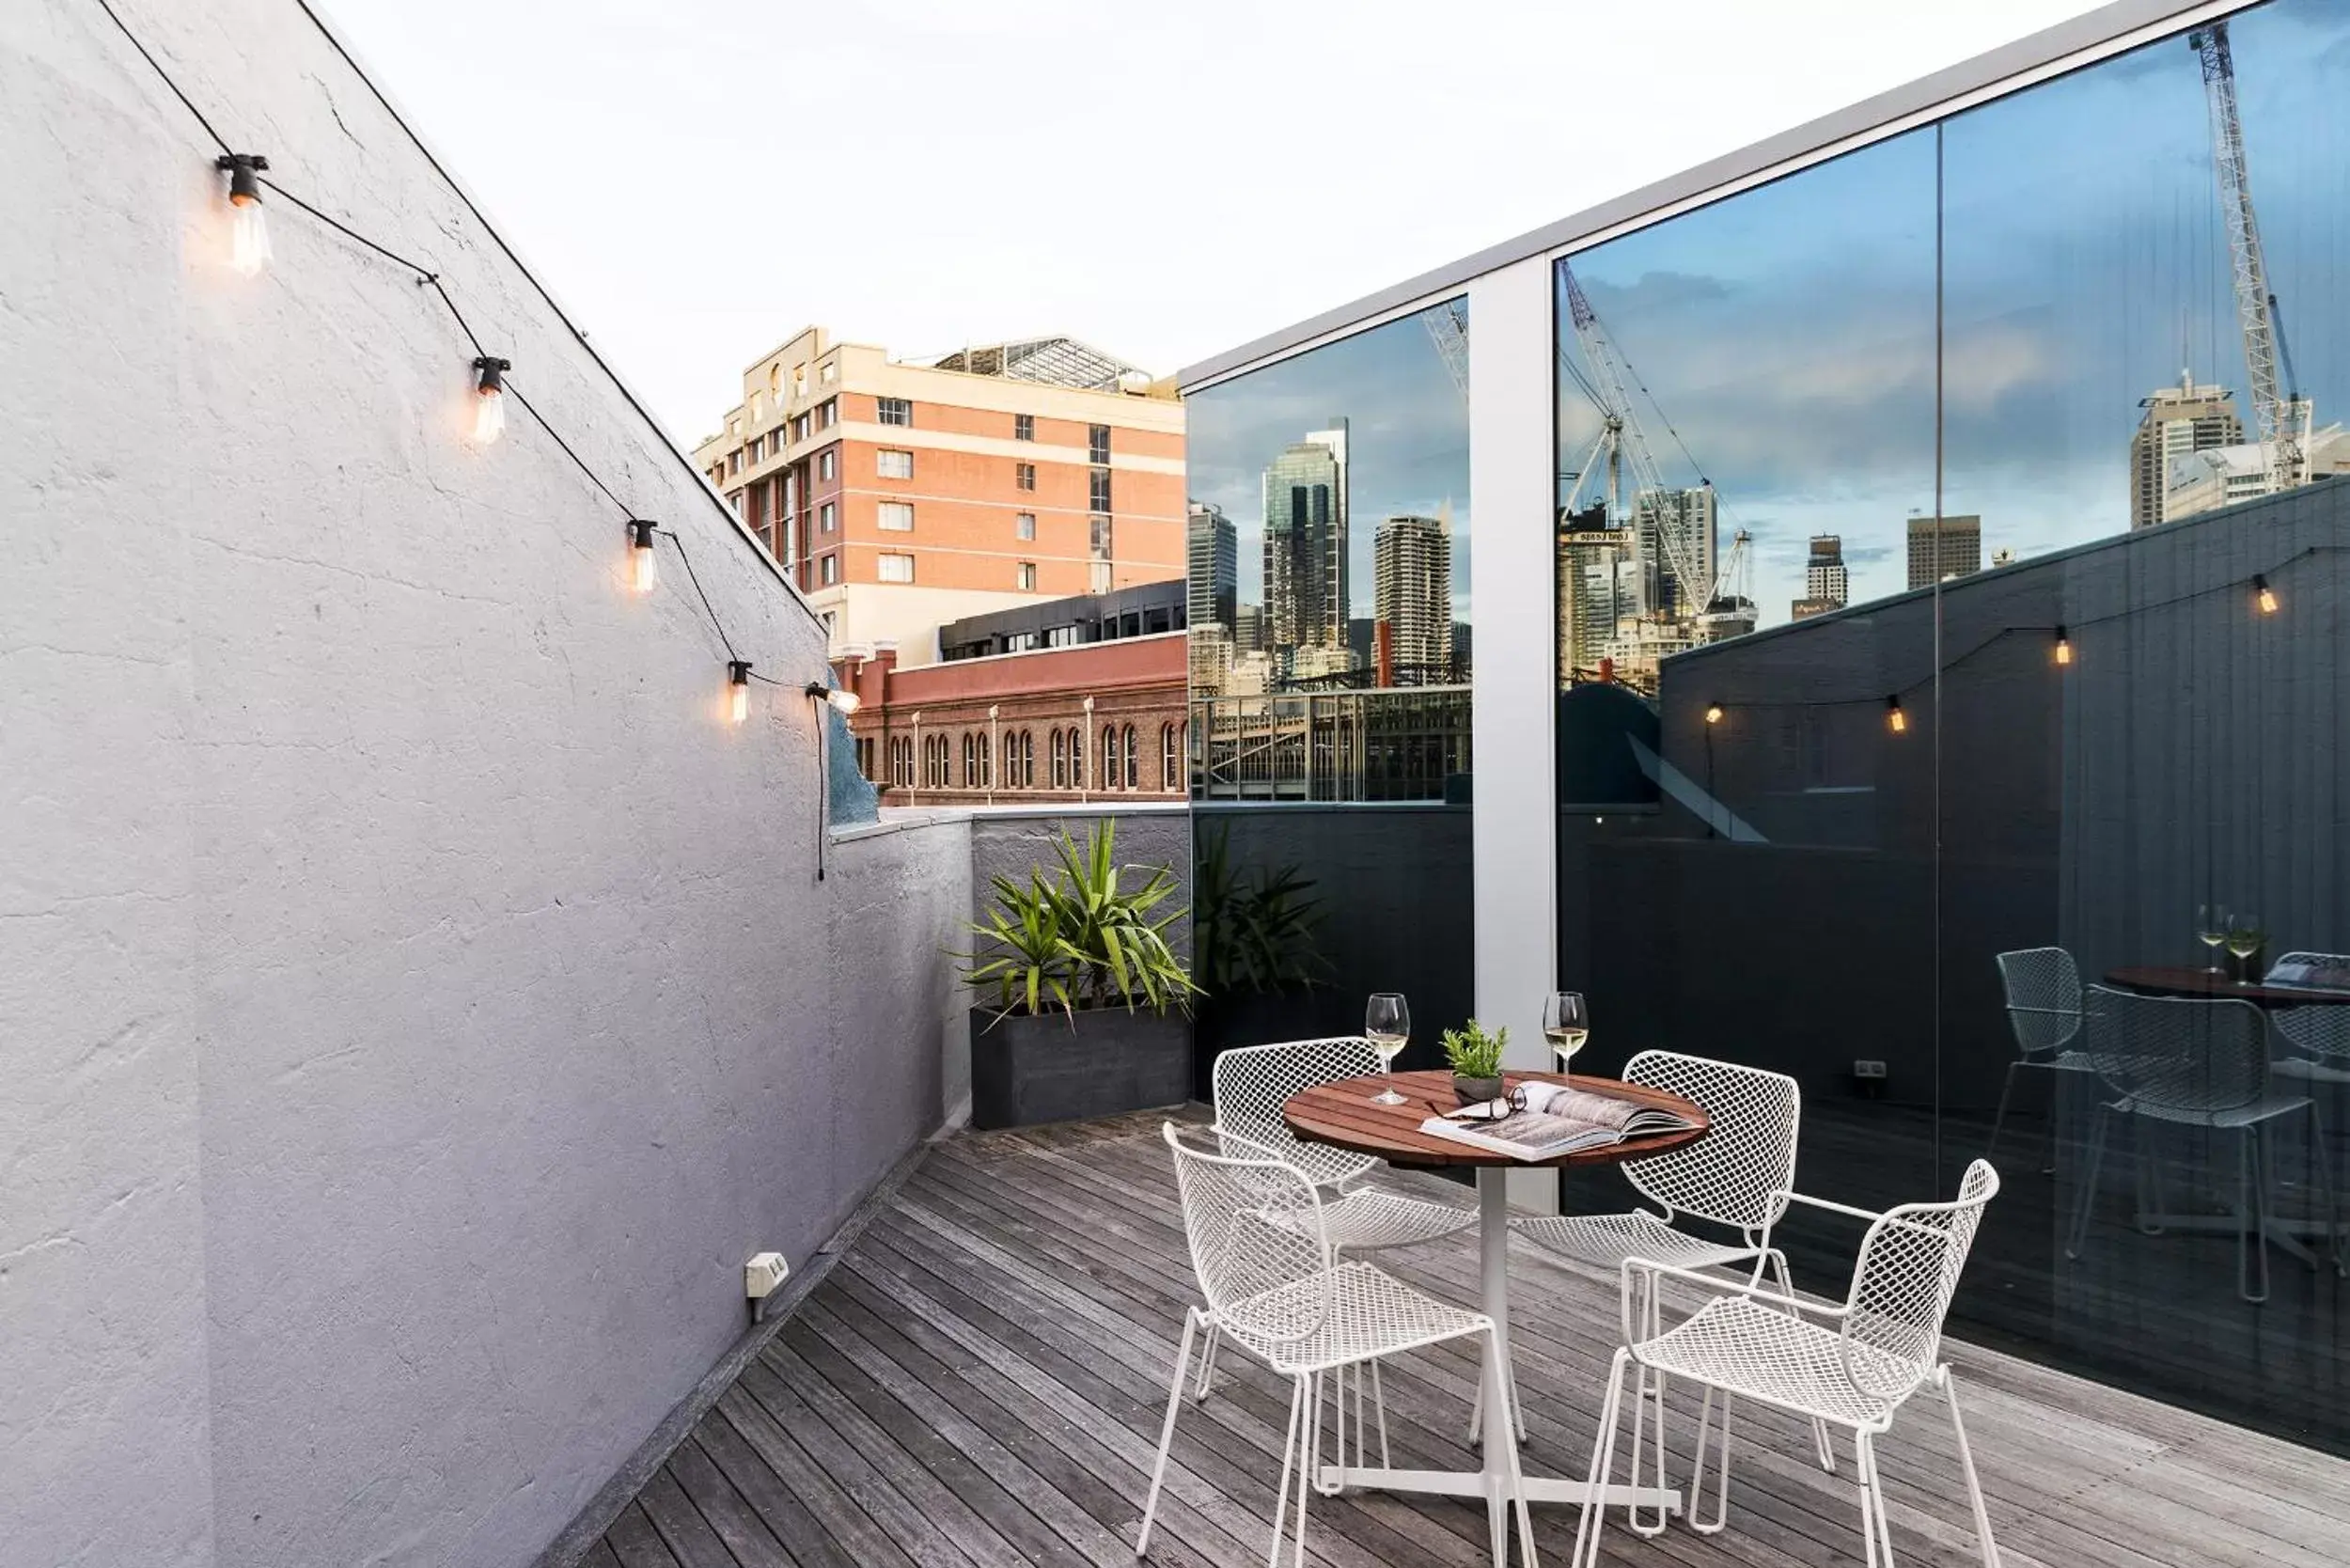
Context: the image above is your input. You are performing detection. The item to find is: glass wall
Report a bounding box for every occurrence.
[1186,305,1473,1090]
[1556,0,2350,1451]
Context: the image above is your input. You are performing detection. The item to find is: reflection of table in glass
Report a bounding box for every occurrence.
[2097,967,2348,1272]
[1280,1070,1711,1540]
[2104,965,2350,1007]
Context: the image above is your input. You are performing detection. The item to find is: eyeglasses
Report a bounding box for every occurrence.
[1448,1084,1530,1123]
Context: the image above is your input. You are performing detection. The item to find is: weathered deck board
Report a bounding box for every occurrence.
[597,1108,2350,1567]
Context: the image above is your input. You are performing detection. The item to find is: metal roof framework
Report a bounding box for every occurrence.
[930,337,1143,392]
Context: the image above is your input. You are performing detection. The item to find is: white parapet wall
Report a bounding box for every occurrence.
[0,5,964,1564]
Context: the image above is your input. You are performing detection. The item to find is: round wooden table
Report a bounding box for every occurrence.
[2105,964,2350,1006]
[1282,1068,1712,1531]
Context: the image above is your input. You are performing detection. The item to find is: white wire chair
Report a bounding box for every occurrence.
[2266,951,2350,1086]
[1139,1122,1536,1568]
[1506,1051,1831,1529]
[2066,985,2342,1303]
[1569,1162,2003,1568]
[1990,947,2097,1168]
[1198,1037,1476,1421]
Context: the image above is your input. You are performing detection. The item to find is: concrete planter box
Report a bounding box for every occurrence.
[969,1006,1191,1130]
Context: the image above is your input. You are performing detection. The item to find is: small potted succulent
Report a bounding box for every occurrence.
[1441,1019,1508,1105]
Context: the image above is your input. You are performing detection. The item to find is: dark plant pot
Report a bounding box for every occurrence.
[970,1005,1192,1130]
[1453,1074,1504,1105]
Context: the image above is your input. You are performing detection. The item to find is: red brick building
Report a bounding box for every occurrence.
[835,631,1186,806]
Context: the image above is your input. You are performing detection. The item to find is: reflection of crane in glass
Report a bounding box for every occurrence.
[2191,20,2309,493]
[1557,262,1736,622]
[1422,299,1470,406]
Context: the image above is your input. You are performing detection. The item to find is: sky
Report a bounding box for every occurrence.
[322,0,2108,447]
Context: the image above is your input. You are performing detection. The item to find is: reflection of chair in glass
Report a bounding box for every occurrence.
[2066,986,2342,1303]
[1198,1038,1475,1415]
[1510,1051,1833,1530]
[1140,1123,1535,1568]
[1989,947,2095,1167]
[1569,1163,2002,1568]
[2267,951,2350,1086]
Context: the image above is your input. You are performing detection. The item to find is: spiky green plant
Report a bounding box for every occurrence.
[958,820,1198,1027]
[1440,1019,1508,1079]
[1192,822,1330,997]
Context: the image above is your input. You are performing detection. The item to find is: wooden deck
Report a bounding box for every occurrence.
[588,1108,2350,1568]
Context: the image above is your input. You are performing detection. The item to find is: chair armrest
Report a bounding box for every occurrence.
[1769,1187,1892,1225]
[1618,1254,1848,1343]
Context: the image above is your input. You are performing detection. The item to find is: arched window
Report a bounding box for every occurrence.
[977,730,992,789]
[1161,723,1178,791]
[1102,725,1118,791]
[1051,728,1068,789]
[962,732,977,788]
[1122,724,1138,789]
[1019,730,1035,788]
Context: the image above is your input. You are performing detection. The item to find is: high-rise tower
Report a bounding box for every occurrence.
[2130,372,2245,529]
[1261,420,1350,651]
[1374,510,1455,679]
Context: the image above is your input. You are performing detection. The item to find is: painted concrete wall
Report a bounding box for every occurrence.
[0,5,959,1565]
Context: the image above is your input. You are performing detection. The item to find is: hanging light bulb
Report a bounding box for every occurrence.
[626,520,659,594]
[1886,695,1907,734]
[2053,625,2073,666]
[727,660,753,725]
[2254,574,2278,615]
[471,356,510,445]
[215,153,272,275]
[806,681,861,715]
[1704,702,1724,726]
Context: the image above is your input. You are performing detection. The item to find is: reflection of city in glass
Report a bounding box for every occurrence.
[1556,2,2350,681]
[1187,301,1471,800]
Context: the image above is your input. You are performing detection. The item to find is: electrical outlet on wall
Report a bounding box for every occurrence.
[744,1251,790,1300]
[1853,1059,1888,1080]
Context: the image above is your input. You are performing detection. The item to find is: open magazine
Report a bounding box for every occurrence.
[1420,1081,1697,1161]
[2264,958,2350,993]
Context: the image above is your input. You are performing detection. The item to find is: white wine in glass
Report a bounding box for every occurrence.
[1544,992,1590,1088]
[1366,993,1410,1105]
[2197,903,2231,972]
[2226,914,2263,980]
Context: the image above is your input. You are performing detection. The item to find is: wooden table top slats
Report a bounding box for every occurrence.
[593,1104,2349,1568]
[2105,965,2350,1006]
[1280,1069,1710,1168]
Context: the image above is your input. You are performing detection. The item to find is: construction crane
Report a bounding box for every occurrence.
[2191,20,2307,493]
[1557,262,1718,620]
[1423,299,1470,406]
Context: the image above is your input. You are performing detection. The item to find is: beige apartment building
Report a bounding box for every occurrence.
[693,328,1185,664]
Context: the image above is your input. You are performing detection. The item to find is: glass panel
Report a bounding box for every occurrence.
[1939,0,2350,1450]
[1554,127,1942,1277]
[1186,302,1472,1095]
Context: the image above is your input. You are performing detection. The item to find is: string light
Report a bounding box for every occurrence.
[471,356,510,445]
[726,661,753,725]
[807,682,861,716]
[2053,625,2072,666]
[1886,695,1907,734]
[626,520,659,594]
[215,153,271,274]
[2254,574,2278,614]
[1704,702,1724,725]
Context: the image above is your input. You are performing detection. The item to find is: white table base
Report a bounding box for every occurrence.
[1318,1167,1684,1538]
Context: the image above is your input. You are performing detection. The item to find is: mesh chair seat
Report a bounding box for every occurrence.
[2107,1088,2314,1129]
[1218,1260,1489,1374]
[1633,1295,1907,1426]
[1514,1209,1766,1275]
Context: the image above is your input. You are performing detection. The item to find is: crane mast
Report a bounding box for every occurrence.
[1423,299,1470,407]
[2192,21,2304,492]
[1559,263,1715,618]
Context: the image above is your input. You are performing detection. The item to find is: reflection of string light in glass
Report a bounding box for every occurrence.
[2254,574,2278,615]
[1886,695,1907,735]
[2053,626,2072,666]
[727,660,752,725]
[1704,702,1724,725]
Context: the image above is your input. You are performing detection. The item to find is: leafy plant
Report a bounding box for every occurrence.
[1192,822,1331,997]
[1440,1019,1508,1079]
[958,820,1198,1027]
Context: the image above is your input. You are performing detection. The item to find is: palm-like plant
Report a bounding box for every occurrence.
[960,821,1197,1027]
[1192,822,1330,997]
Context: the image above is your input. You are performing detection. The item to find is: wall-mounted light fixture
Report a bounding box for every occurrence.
[726,659,752,725]
[1886,695,1907,734]
[1704,702,1724,726]
[2053,625,2073,666]
[215,153,272,275]
[626,520,659,594]
[471,355,510,445]
[2254,574,2278,615]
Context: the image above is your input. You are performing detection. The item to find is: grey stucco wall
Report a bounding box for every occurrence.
[967,805,1195,958]
[0,6,960,1565]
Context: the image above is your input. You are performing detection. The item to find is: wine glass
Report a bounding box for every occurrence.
[1544,992,1590,1089]
[2197,903,2231,972]
[2226,913,2263,981]
[1365,993,1410,1105]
